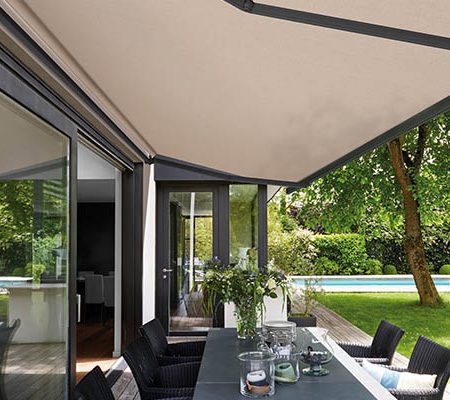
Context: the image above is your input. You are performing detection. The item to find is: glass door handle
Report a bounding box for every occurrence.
[162,268,173,273]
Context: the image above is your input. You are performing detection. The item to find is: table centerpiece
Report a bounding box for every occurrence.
[201,255,290,339]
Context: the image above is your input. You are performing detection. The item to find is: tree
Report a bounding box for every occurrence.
[289,111,449,305]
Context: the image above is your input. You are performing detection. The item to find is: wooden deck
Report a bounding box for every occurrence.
[4,343,65,400]
[112,301,450,400]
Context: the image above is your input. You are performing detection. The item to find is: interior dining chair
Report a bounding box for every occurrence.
[338,319,404,365]
[139,318,204,365]
[84,274,104,323]
[103,275,114,309]
[122,337,199,400]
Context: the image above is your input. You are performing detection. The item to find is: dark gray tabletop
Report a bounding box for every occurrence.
[194,328,392,400]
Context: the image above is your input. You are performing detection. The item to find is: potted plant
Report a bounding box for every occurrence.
[288,276,322,327]
[201,256,290,339]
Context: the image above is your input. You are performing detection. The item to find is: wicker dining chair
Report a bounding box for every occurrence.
[75,366,115,400]
[0,319,20,400]
[123,337,200,400]
[337,320,404,365]
[139,319,205,365]
[385,336,450,400]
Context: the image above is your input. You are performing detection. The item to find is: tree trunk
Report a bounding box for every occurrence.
[387,135,440,305]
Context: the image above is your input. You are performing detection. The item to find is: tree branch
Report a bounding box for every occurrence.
[414,125,427,170]
[402,151,414,169]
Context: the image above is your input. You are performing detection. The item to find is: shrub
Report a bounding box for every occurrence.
[315,257,339,275]
[314,234,369,275]
[11,267,24,276]
[439,264,450,275]
[366,224,450,274]
[383,264,397,275]
[365,259,383,275]
[268,228,317,275]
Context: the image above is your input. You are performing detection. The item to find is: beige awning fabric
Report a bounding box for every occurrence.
[1,0,449,184]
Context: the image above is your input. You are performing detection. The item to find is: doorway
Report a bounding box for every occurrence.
[76,142,122,379]
[156,182,267,335]
[156,184,227,334]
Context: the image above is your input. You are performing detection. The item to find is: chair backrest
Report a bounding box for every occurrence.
[0,320,20,399]
[138,318,168,357]
[0,319,20,364]
[78,271,94,277]
[74,366,115,400]
[85,275,104,304]
[408,336,450,392]
[103,276,114,308]
[369,320,404,363]
[123,337,159,396]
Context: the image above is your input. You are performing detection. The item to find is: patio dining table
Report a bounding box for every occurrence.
[194,328,396,400]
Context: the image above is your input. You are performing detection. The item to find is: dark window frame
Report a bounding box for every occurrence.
[1,43,146,398]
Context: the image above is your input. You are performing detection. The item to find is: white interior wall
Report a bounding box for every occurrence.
[113,169,122,357]
[142,164,156,323]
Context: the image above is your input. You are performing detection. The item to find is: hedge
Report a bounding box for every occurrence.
[366,225,450,274]
[314,234,377,275]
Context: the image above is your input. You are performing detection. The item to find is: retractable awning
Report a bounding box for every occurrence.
[1,0,449,186]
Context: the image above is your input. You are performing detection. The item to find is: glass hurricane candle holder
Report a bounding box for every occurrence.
[271,333,300,383]
[238,351,276,398]
[299,328,334,376]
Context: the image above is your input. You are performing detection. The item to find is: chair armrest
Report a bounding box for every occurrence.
[158,354,202,366]
[143,387,195,400]
[337,342,371,358]
[355,357,390,365]
[168,341,205,357]
[157,362,200,388]
[389,387,440,400]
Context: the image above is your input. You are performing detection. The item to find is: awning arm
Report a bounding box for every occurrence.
[222,0,450,50]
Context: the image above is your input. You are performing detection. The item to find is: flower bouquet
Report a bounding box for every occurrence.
[201,256,290,339]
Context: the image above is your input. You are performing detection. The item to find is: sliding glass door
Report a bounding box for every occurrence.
[0,93,70,398]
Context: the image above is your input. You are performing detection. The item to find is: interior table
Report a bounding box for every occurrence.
[194,328,396,400]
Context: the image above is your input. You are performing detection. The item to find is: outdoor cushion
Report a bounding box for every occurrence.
[361,360,436,391]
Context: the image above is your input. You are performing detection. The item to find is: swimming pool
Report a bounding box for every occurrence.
[292,275,450,292]
[0,277,32,288]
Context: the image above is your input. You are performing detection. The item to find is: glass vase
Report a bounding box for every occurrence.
[238,351,276,397]
[235,303,258,339]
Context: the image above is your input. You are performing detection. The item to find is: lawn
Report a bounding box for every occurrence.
[318,292,450,358]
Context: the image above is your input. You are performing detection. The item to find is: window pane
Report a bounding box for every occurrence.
[0,94,69,399]
[168,192,213,332]
[229,184,258,267]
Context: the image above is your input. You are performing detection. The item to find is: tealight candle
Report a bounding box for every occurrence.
[247,370,267,385]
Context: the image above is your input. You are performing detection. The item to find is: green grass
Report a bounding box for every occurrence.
[0,294,9,321]
[0,295,8,321]
[318,292,450,358]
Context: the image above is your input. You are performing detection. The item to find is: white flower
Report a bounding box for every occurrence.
[267,278,277,290]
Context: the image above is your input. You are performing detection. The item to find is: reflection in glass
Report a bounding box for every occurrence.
[168,192,213,332]
[0,94,69,399]
[229,185,258,267]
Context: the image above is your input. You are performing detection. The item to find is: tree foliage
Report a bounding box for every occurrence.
[290,112,450,243]
[288,111,449,304]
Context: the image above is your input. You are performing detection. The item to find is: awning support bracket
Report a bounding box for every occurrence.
[222,0,450,50]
